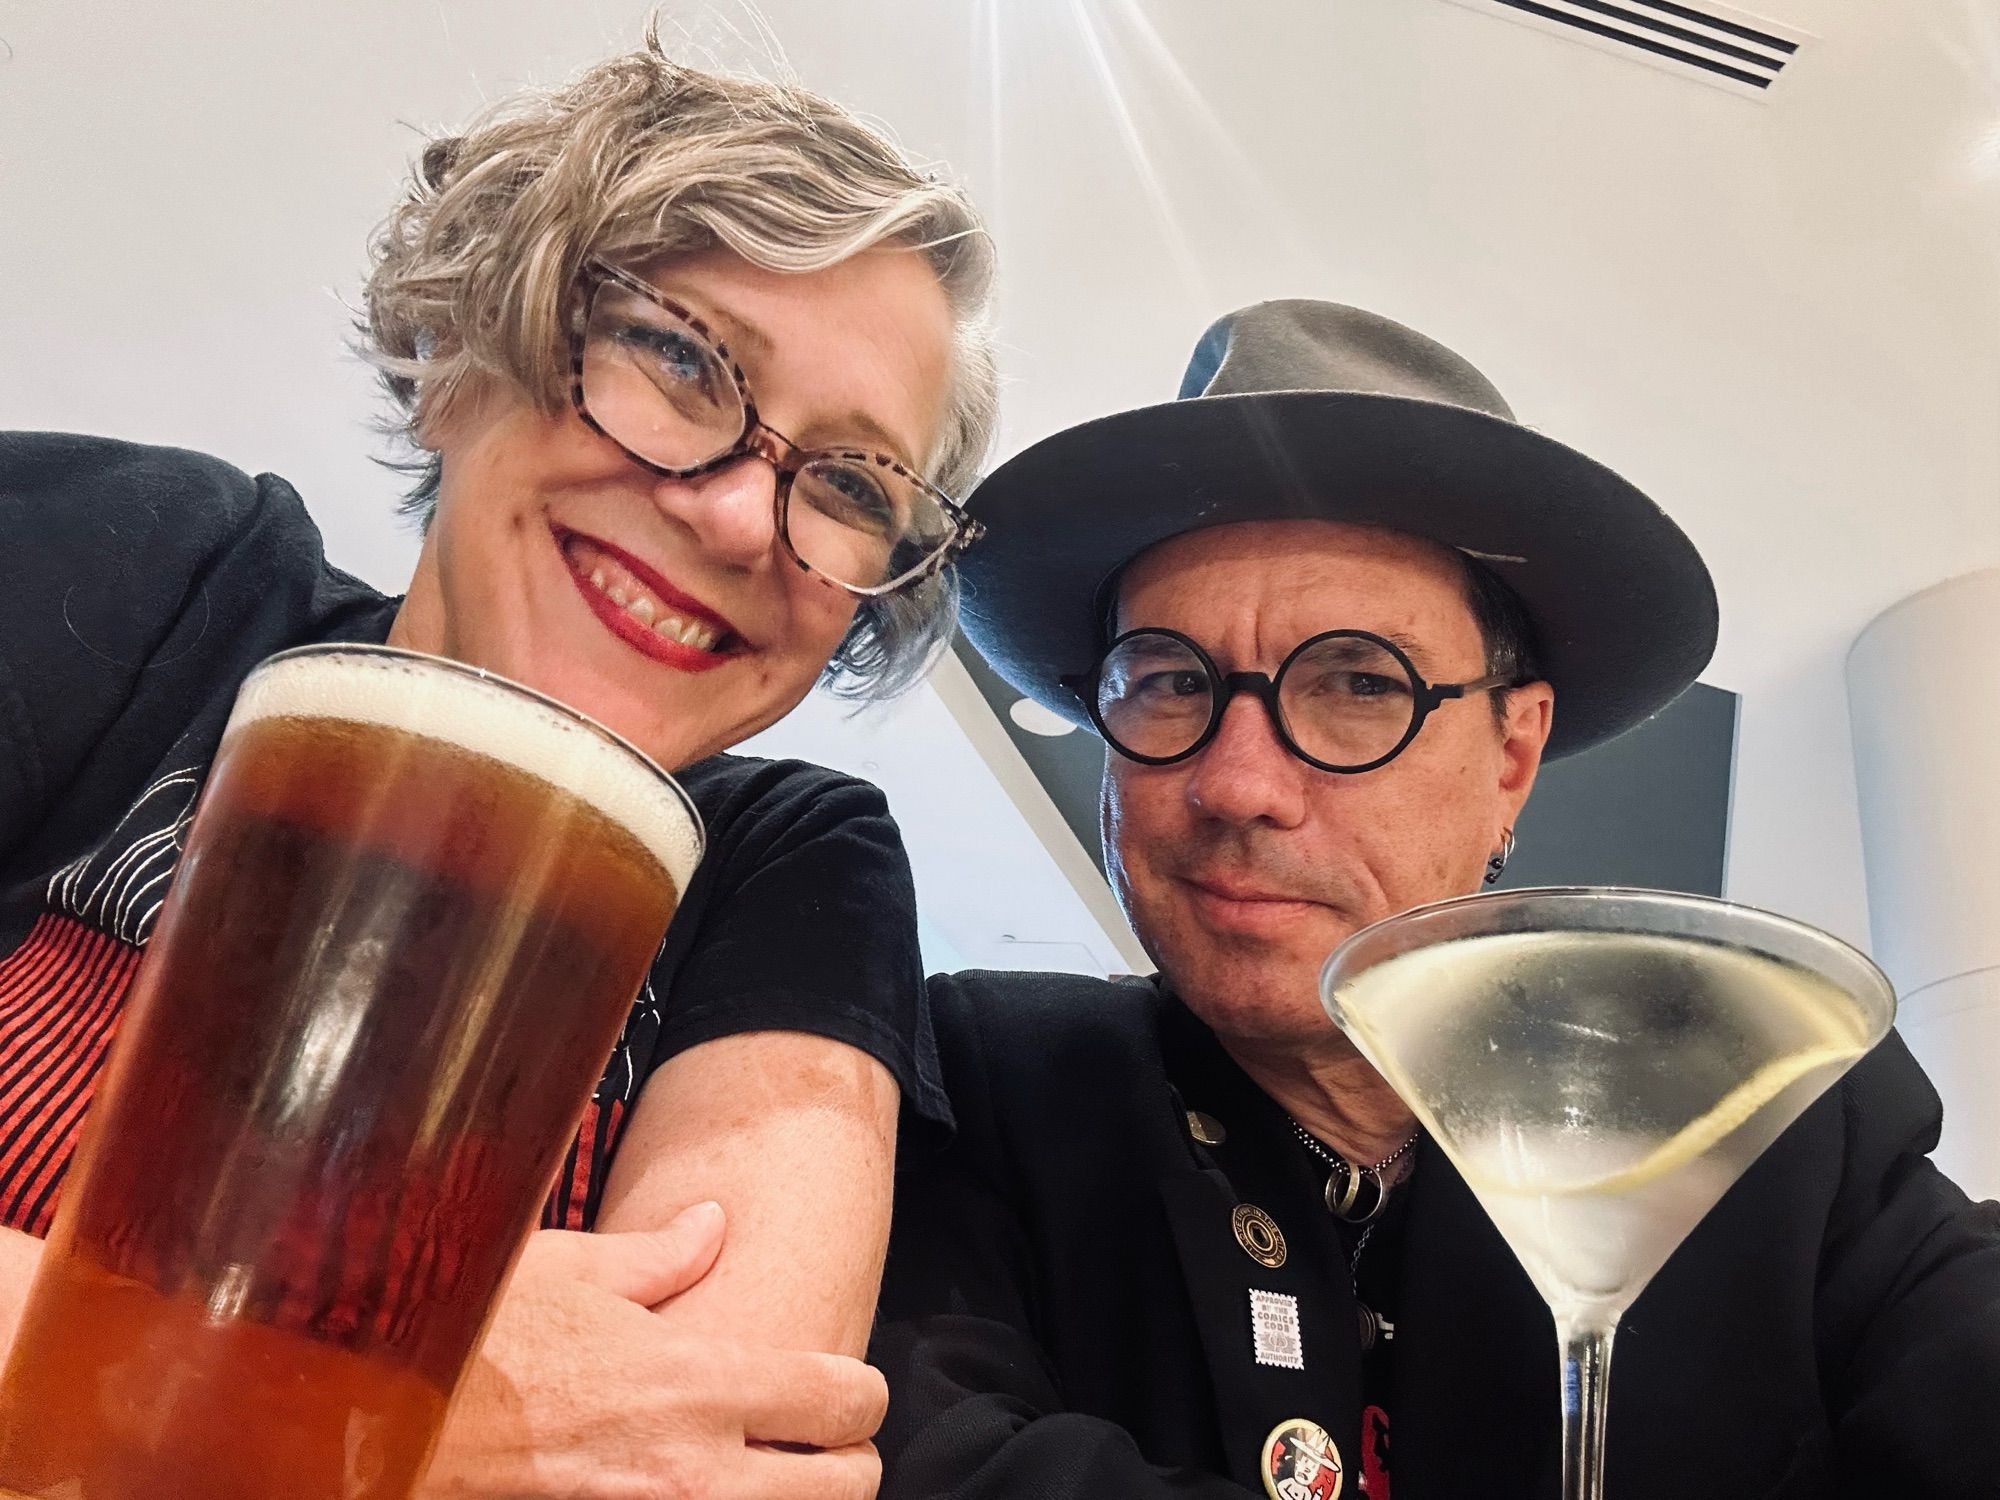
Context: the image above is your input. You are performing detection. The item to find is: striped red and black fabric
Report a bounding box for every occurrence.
[0,912,627,1241]
[543,1098,630,1232]
[0,914,142,1236]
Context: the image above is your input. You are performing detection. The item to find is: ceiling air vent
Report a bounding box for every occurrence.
[1442,0,1810,99]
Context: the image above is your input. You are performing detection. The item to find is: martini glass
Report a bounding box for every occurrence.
[1319,887,1894,1500]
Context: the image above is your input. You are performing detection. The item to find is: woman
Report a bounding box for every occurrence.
[0,33,994,1500]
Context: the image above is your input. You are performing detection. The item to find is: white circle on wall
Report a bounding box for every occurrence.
[1008,698,1078,737]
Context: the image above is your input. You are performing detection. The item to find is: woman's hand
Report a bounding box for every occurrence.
[0,1226,44,1359]
[420,1203,888,1500]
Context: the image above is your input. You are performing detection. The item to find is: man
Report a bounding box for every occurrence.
[873,302,2000,1498]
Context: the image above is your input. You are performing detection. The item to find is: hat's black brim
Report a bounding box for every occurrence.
[958,391,1717,760]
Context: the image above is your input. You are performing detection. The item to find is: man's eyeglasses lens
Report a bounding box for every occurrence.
[1092,631,1423,768]
[579,279,956,592]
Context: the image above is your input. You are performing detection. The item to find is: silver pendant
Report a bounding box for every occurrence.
[1356,1301,1394,1352]
[1324,1163,1389,1223]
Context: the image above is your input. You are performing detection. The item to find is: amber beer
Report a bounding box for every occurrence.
[0,647,702,1500]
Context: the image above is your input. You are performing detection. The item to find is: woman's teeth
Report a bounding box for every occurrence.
[583,565,726,652]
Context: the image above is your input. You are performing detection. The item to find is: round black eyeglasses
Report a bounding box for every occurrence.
[568,259,984,598]
[1062,628,1519,774]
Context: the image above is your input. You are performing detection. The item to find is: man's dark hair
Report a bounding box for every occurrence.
[1456,552,1543,723]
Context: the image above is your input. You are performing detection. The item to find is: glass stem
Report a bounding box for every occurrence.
[1556,1316,1617,1500]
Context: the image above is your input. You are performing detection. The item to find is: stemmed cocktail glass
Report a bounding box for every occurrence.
[1320,888,1895,1500]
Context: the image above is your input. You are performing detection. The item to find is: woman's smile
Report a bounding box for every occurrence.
[556,526,745,672]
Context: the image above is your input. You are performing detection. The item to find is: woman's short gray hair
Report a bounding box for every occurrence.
[360,26,997,700]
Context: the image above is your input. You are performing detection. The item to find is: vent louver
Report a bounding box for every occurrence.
[1443,0,1809,98]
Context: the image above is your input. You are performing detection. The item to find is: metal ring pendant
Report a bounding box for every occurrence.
[1324,1162,1390,1223]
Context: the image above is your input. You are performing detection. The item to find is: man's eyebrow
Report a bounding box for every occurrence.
[1378,630,1428,659]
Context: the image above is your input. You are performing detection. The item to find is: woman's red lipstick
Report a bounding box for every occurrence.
[555,527,745,673]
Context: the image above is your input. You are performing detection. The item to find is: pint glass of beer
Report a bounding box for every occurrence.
[0,645,702,1500]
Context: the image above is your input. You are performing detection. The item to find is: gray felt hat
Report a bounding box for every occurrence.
[958,300,1718,760]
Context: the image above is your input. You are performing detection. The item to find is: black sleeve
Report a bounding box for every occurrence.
[1816,1032,2000,1496]
[0,433,337,870]
[874,1168,1258,1499]
[646,761,950,1137]
[872,978,1258,1500]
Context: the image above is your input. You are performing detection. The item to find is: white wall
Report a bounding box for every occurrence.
[5,0,1999,968]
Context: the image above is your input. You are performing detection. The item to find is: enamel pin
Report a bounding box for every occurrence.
[1261,1418,1343,1500]
[1249,1288,1304,1370]
[1231,1203,1286,1269]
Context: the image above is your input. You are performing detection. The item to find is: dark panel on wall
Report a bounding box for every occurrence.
[952,635,1110,868]
[955,633,1737,898]
[1492,683,1737,897]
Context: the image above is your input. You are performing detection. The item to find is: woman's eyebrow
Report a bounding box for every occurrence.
[665,291,918,464]
[658,287,774,361]
[713,309,773,359]
[815,410,917,466]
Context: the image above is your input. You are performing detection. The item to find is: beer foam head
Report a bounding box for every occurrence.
[236,649,704,889]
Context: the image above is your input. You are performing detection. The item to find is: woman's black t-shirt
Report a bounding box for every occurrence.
[0,431,948,1235]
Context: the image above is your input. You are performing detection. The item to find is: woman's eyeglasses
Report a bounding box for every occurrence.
[569,259,984,598]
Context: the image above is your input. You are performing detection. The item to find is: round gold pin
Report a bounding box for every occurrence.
[1231,1202,1287,1269]
[1261,1417,1343,1500]
[1187,1110,1227,1147]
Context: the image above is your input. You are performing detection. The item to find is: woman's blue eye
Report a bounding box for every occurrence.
[804,462,899,538]
[822,464,893,516]
[614,323,721,398]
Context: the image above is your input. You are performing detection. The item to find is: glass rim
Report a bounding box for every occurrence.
[1320,884,1897,1039]
[248,643,706,865]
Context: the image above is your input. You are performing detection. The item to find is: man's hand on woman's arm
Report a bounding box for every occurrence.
[423,1028,902,1499]
[420,1203,888,1500]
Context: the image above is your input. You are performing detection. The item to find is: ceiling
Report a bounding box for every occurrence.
[3,0,1997,966]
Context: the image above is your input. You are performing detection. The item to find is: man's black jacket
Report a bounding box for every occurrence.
[873,970,2000,1498]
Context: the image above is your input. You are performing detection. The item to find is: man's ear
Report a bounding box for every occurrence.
[1497,681,1554,825]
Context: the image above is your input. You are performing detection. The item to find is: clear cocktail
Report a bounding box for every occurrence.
[1320,888,1895,1500]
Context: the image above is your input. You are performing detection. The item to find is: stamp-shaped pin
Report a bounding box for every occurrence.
[1250,1288,1304,1371]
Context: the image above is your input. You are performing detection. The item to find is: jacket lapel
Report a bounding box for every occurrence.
[1154,999,1366,1493]
[1392,1139,1560,1498]
[1157,1166,1363,1492]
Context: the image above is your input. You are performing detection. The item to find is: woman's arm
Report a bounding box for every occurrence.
[418,1030,899,1498]
[586,762,939,1358]
[596,1029,900,1356]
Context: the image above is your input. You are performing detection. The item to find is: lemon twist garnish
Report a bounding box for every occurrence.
[1464,1043,1865,1198]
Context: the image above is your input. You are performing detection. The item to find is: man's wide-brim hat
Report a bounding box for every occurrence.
[958,300,1718,760]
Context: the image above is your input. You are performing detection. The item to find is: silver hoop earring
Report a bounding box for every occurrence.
[1484,828,1517,886]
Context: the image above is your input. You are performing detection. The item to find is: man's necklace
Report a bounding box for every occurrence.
[1289,1120,1420,1224]
[1290,1120,1421,1353]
